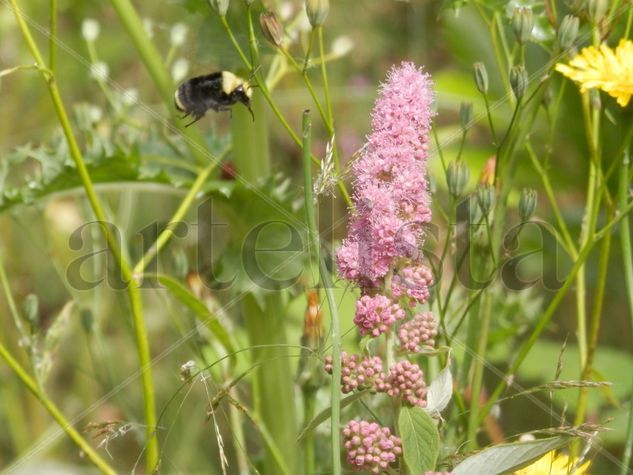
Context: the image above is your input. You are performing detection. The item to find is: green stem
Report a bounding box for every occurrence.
[48,0,57,73]
[620,150,633,475]
[133,149,228,275]
[575,221,612,426]
[576,92,602,370]
[302,110,341,475]
[466,292,493,449]
[0,255,29,349]
[317,27,334,128]
[0,342,116,475]
[479,201,633,422]
[526,141,578,258]
[231,93,298,474]
[303,392,316,475]
[220,16,352,207]
[9,1,159,469]
[482,93,498,146]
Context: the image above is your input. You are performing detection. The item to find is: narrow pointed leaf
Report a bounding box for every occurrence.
[452,436,570,475]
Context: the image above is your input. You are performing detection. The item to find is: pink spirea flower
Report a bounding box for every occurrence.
[391,263,434,304]
[354,294,405,337]
[377,360,427,407]
[398,312,438,352]
[342,419,402,473]
[324,351,383,393]
[336,62,435,288]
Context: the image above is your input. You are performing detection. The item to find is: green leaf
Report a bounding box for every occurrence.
[156,274,236,358]
[211,176,307,300]
[426,363,453,417]
[452,436,570,475]
[398,406,440,473]
[297,391,367,442]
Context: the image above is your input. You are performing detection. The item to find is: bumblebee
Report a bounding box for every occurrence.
[174,71,253,126]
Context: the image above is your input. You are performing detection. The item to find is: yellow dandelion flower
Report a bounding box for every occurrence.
[555,39,633,107]
[513,450,591,475]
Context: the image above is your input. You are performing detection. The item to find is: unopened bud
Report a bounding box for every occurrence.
[208,0,230,16]
[447,160,470,197]
[303,290,323,349]
[477,185,495,215]
[587,0,607,24]
[542,85,553,108]
[512,7,533,44]
[479,157,496,185]
[459,101,473,132]
[473,62,489,94]
[305,0,329,27]
[510,65,528,100]
[21,294,39,327]
[260,11,284,47]
[519,188,538,221]
[557,15,579,50]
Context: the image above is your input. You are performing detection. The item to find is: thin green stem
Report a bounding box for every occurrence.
[0,341,116,475]
[619,150,633,475]
[48,0,57,73]
[0,255,29,349]
[575,221,612,426]
[466,292,493,449]
[482,94,498,146]
[9,2,159,469]
[220,15,352,207]
[303,29,316,71]
[479,200,633,422]
[525,141,578,258]
[133,150,228,275]
[317,27,334,129]
[280,48,329,131]
[302,110,341,475]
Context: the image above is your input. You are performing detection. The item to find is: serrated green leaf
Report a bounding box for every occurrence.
[297,391,367,442]
[398,406,440,473]
[452,436,570,475]
[211,176,307,297]
[156,274,236,359]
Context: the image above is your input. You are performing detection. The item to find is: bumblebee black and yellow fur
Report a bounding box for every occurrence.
[174,71,253,126]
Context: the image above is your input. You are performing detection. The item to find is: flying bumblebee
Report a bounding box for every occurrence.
[174,71,253,126]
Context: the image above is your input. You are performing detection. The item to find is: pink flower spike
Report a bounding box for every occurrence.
[336,62,435,288]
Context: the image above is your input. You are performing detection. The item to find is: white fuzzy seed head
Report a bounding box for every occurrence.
[82,19,100,42]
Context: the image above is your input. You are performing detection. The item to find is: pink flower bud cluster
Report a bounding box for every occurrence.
[324,351,383,393]
[376,360,427,407]
[398,312,438,352]
[391,264,434,304]
[354,294,405,337]
[336,62,435,289]
[342,419,402,474]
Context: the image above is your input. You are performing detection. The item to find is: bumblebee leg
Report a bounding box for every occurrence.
[185,115,203,127]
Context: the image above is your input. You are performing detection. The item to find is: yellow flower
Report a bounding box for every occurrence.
[555,39,633,107]
[513,451,590,474]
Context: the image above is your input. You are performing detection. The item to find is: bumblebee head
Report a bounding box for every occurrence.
[222,71,254,120]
